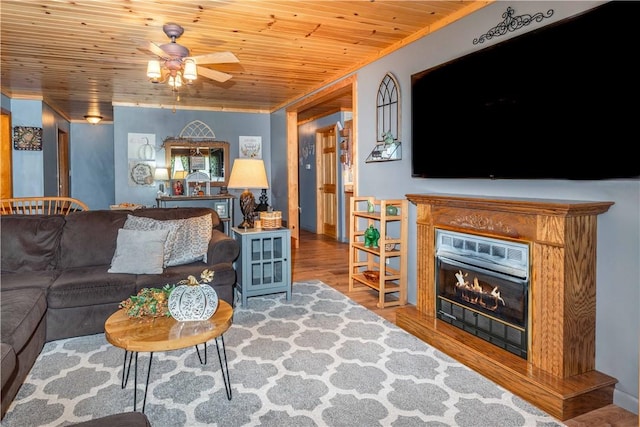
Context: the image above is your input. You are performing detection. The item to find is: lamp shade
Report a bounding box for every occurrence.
[227,159,269,189]
[173,170,188,179]
[147,60,161,79]
[154,168,170,181]
[183,60,197,80]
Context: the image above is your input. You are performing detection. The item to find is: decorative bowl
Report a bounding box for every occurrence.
[385,241,396,251]
[363,270,380,281]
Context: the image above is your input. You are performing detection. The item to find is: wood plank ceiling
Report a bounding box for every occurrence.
[1,1,490,123]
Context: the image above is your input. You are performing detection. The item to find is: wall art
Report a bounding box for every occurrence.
[13,126,43,151]
[128,161,155,187]
[127,133,156,160]
[239,136,262,159]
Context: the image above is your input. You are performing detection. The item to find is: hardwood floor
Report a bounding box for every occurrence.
[291,230,639,427]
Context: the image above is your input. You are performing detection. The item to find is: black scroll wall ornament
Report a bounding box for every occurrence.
[473,6,554,45]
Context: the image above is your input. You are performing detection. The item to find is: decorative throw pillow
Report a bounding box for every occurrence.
[123,215,183,266]
[166,213,213,266]
[108,228,169,274]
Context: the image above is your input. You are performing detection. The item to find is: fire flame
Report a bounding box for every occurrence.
[454,270,505,311]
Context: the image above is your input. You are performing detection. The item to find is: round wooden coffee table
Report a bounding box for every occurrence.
[104,300,233,412]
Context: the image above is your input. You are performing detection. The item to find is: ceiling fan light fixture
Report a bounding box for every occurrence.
[168,74,183,90]
[84,115,102,125]
[183,59,197,81]
[146,60,162,79]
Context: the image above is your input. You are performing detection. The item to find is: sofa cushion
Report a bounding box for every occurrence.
[0,288,47,352]
[59,210,128,269]
[108,228,169,274]
[1,343,16,392]
[47,266,138,309]
[0,215,65,272]
[122,215,182,266]
[0,270,60,292]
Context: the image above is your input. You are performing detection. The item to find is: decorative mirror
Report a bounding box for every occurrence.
[162,120,230,190]
[163,140,229,188]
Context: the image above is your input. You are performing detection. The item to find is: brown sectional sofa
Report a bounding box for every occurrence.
[0,207,240,419]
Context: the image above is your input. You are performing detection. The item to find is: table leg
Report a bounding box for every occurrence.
[195,342,207,365]
[121,350,134,388]
[214,335,232,400]
[130,352,154,413]
[195,338,231,399]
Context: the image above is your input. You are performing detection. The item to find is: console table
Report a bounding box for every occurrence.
[156,195,235,236]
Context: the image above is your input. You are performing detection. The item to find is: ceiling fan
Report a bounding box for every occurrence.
[143,23,239,89]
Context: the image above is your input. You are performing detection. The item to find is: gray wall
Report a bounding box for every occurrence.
[70,122,115,210]
[7,99,43,197]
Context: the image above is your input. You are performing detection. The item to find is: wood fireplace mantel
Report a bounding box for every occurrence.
[396,193,616,421]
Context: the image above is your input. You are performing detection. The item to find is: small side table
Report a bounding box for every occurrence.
[104,300,233,412]
[232,227,291,306]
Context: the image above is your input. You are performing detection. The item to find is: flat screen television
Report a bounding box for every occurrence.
[411,1,640,180]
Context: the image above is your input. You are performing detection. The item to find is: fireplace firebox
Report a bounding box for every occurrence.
[435,229,529,358]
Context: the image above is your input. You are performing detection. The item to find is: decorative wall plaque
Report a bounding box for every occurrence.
[13,126,43,151]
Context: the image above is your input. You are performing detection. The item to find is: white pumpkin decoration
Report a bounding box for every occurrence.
[138,137,156,160]
[168,269,219,321]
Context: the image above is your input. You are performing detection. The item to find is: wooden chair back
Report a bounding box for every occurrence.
[0,197,89,215]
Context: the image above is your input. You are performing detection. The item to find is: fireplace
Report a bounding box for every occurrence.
[396,193,617,421]
[435,229,529,358]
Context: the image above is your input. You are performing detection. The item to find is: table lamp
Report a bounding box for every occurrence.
[154,167,170,194]
[227,158,269,228]
[173,170,188,180]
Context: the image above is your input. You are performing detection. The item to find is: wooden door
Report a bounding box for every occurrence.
[316,126,337,239]
[1,111,12,198]
[57,128,69,196]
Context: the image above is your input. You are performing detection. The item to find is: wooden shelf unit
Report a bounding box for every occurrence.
[349,197,408,308]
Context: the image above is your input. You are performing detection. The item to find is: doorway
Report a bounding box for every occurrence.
[286,75,357,249]
[316,125,338,239]
[1,110,12,198]
[57,128,70,196]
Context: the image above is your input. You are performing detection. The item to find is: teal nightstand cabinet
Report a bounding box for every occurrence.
[232,227,291,307]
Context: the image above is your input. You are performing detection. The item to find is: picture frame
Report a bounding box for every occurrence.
[213,201,228,218]
[13,126,43,151]
[128,161,155,187]
[170,179,186,196]
[189,155,206,170]
[186,180,210,196]
[239,136,262,159]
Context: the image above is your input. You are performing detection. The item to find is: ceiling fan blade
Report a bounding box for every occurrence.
[189,51,239,65]
[145,41,168,59]
[197,66,233,83]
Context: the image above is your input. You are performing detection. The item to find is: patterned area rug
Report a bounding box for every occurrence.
[3,281,563,426]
